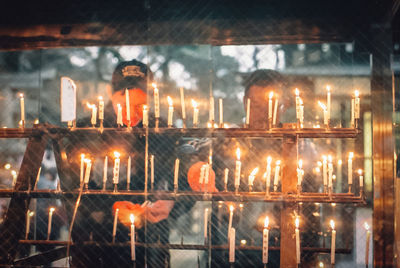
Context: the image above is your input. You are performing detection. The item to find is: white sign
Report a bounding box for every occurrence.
[60,77,76,122]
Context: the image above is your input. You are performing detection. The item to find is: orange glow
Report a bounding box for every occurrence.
[49,207,55,213]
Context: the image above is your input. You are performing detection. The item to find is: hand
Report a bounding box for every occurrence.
[187,161,218,192]
[112,201,145,228]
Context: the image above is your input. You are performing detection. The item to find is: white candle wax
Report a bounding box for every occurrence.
[174,158,180,189]
[150,155,154,187]
[268,92,273,120]
[103,156,108,186]
[273,160,281,190]
[25,210,33,239]
[228,206,234,239]
[112,208,119,241]
[204,208,208,240]
[351,98,355,127]
[127,156,131,187]
[355,90,360,119]
[328,157,333,188]
[234,148,241,189]
[219,98,223,126]
[199,165,205,188]
[229,227,236,263]
[327,86,331,120]
[365,222,370,266]
[83,159,92,184]
[273,98,279,126]
[266,157,272,190]
[130,214,136,261]
[125,89,131,122]
[224,168,229,187]
[348,152,353,185]
[330,220,336,264]
[300,104,304,126]
[113,152,120,184]
[90,105,97,126]
[98,96,104,120]
[167,96,173,127]
[295,217,300,264]
[180,87,186,121]
[358,169,364,187]
[246,99,250,126]
[322,156,327,188]
[262,216,269,264]
[20,94,25,122]
[204,164,210,190]
[154,86,160,119]
[295,89,300,120]
[192,100,199,127]
[209,96,214,122]
[248,167,259,187]
[142,105,148,127]
[47,207,55,240]
[80,154,85,184]
[117,104,123,126]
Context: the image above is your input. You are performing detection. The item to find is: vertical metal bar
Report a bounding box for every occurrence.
[370,24,395,267]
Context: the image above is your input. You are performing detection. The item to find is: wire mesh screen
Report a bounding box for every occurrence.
[0,41,372,268]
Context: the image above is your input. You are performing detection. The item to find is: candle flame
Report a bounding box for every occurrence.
[4,163,11,170]
[236,148,241,160]
[333,175,336,180]
[98,96,103,101]
[29,211,35,217]
[318,101,327,111]
[295,88,300,96]
[239,203,244,208]
[315,167,321,173]
[84,158,91,164]
[338,159,342,165]
[328,155,332,162]
[11,170,17,176]
[86,102,94,109]
[317,161,322,167]
[364,222,370,230]
[276,160,281,166]
[264,216,269,228]
[191,99,198,108]
[358,169,363,175]
[298,159,303,168]
[349,152,354,159]
[326,85,331,92]
[152,83,157,88]
[322,155,327,161]
[299,98,303,105]
[295,217,300,228]
[49,207,55,213]
[34,119,39,124]
[269,92,274,99]
[330,219,335,230]
[80,153,85,160]
[354,90,359,97]
[114,151,120,158]
[229,205,234,212]
[267,156,272,164]
[117,103,121,109]
[167,96,173,106]
[19,93,24,98]
[130,214,135,224]
[250,167,259,177]
[143,105,147,110]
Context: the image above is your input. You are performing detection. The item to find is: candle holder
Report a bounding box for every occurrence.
[113,184,118,193]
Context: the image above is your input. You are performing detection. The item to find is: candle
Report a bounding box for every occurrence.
[204,208,209,240]
[248,167,259,189]
[113,151,121,185]
[103,156,108,189]
[87,103,97,126]
[351,97,355,127]
[112,208,119,242]
[266,156,272,191]
[174,158,180,191]
[326,85,331,121]
[125,89,131,123]
[354,90,360,119]
[199,164,205,188]
[167,96,174,127]
[142,105,148,127]
[318,101,328,126]
[209,96,215,123]
[348,152,354,186]
[192,99,199,127]
[295,88,300,121]
[98,96,104,120]
[268,92,273,121]
[328,155,333,188]
[273,96,279,126]
[219,98,223,126]
[117,103,123,126]
[299,98,304,127]
[228,205,234,239]
[150,155,155,189]
[127,156,131,190]
[224,168,229,190]
[234,148,241,190]
[130,214,136,261]
[47,207,55,240]
[358,169,364,187]
[273,160,281,191]
[80,154,85,185]
[364,222,370,266]
[330,220,336,264]
[246,99,250,126]
[295,217,300,264]
[297,159,303,187]
[322,155,328,189]
[153,83,160,119]
[19,93,25,124]
[229,227,236,263]
[204,164,210,191]
[262,216,269,264]
[180,87,186,123]
[25,210,34,239]
[83,159,92,184]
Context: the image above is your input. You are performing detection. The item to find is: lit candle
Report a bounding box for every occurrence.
[113,151,121,185]
[25,210,34,240]
[262,216,269,264]
[204,208,209,241]
[150,155,155,189]
[219,98,223,127]
[273,95,279,126]
[167,96,174,127]
[364,222,370,266]
[204,164,210,192]
[153,83,160,119]
[192,99,199,127]
[127,156,131,190]
[98,96,104,120]
[209,96,215,123]
[248,167,259,191]
[47,207,55,240]
[295,88,300,121]
[130,214,136,261]
[87,103,97,126]
[125,89,131,124]
[229,227,236,263]
[83,159,92,185]
[266,156,272,192]
[322,155,328,190]
[330,220,336,264]
[354,90,360,119]
[224,168,229,190]
[117,103,123,126]
[234,148,241,191]
[80,154,85,185]
[180,87,186,124]
[358,169,364,188]
[103,156,108,190]
[297,159,303,187]
[19,93,25,125]
[326,85,331,121]
[295,217,300,264]
[351,97,355,127]
[112,208,119,243]
[142,105,148,127]
[273,160,281,191]
[199,164,205,188]
[246,98,251,126]
[318,101,328,126]
[174,158,180,191]
[228,205,234,239]
[268,92,273,121]
[299,98,304,127]
[328,155,333,189]
[348,152,354,187]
